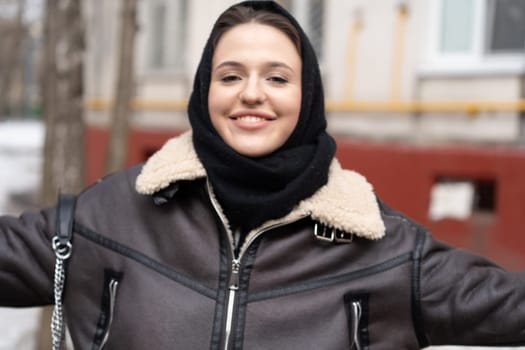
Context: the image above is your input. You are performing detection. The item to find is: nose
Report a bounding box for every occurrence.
[239,77,266,105]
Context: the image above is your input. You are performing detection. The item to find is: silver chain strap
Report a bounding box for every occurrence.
[51,236,72,350]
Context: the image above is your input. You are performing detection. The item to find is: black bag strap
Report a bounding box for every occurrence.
[51,193,77,350]
[55,194,77,250]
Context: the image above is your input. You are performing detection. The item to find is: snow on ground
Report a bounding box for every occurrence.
[0,119,44,213]
[0,119,44,350]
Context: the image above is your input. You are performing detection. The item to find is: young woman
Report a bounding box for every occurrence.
[1,1,525,349]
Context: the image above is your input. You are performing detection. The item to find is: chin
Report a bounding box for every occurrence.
[232,144,273,158]
[224,137,270,157]
[236,149,271,158]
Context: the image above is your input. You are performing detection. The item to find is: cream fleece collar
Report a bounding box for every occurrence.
[136,131,385,240]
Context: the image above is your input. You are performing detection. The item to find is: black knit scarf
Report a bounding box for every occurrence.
[188,1,336,232]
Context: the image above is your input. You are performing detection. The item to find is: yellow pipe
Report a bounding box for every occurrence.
[325,99,525,113]
[390,3,409,101]
[86,98,188,111]
[85,97,525,113]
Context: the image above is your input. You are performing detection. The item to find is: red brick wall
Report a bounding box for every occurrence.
[336,138,525,269]
[86,127,525,269]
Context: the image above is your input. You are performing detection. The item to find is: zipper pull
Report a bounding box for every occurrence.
[98,278,120,350]
[229,259,240,290]
[351,300,363,350]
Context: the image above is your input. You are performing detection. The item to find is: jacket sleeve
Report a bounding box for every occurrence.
[418,232,525,347]
[0,207,57,307]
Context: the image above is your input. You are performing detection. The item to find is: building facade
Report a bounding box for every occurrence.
[83,0,525,269]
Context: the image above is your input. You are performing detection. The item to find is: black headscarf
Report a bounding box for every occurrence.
[188,1,336,232]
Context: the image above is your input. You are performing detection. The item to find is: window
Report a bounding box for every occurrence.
[148,0,188,72]
[424,0,525,73]
[487,0,525,53]
[428,176,496,221]
[440,0,475,53]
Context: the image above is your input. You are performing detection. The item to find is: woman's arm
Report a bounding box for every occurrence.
[0,207,57,307]
[419,233,525,347]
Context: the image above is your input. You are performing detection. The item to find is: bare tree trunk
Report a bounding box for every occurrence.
[106,0,137,174]
[40,0,85,206]
[0,0,26,117]
[38,0,85,348]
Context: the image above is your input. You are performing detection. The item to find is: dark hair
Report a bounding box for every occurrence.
[210,4,302,54]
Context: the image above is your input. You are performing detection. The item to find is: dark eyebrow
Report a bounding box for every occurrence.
[214,61,243,70]
[267,61,294,72]
[214,60,295,72]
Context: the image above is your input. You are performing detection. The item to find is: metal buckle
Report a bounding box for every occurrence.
[314,223,334,242]
[334,230,354,243]
[52,236,72,260]
[314,223,354,244]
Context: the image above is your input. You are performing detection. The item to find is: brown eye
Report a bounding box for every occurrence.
[268,76,288,84]
[221,75,241,83]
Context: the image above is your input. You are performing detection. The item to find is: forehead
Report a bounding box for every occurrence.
[212,23,301,66]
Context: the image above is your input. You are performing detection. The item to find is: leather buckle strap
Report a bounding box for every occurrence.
[53,194,77,259]
[313,223,354,244]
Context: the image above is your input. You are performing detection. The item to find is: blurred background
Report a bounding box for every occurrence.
[1,0,524,349]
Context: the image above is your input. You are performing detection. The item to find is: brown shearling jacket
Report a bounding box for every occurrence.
[2,132,525,349]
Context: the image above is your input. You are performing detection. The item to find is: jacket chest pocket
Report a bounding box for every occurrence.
[91,269,123,350]
[344,293,370,350]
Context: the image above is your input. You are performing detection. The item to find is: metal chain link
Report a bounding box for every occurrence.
[51,236,72,350]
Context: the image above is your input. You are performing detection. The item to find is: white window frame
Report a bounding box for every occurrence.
[420,0,525,76]
[144,0,188,75]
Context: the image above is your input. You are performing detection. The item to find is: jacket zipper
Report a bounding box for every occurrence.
[97,278,120,350]
[350,300,363,350]
[223,259,240,350]
[206,180,307,350]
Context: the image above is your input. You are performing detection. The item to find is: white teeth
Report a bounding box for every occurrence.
[237,116,264,122]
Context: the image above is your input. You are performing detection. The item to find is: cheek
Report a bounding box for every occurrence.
[208,85,223,127]
[208,85,217,113]
[284,113,300,139]
[283,91,301,133]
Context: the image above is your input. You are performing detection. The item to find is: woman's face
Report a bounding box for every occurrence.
[208,23,302,157]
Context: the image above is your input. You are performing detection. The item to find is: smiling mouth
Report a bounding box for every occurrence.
[233,115,271,123]
[230,111,276,123]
